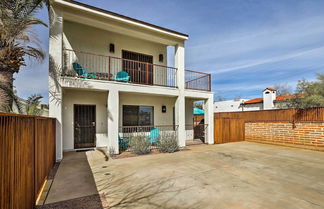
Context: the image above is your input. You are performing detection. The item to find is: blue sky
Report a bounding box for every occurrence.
[15,0,324,103]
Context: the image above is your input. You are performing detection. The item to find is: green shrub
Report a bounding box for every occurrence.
[157,133,179,153]
[129,135,151,155]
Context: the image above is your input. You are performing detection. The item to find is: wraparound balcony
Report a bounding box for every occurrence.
[62,49,211,91]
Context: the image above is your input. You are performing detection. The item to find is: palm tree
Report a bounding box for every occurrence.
[0,0,47,111]
[25,94,44,115]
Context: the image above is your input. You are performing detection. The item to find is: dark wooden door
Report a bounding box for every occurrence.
[74,105,96,149]
[122,50,153,84]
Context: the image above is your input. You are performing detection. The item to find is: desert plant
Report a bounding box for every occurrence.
[157,132,179,153]
[129,135,151,155]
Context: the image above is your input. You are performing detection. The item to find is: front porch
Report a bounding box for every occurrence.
[61,89,212,155]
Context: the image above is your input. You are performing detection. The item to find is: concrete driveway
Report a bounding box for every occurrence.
[41,142,324,209]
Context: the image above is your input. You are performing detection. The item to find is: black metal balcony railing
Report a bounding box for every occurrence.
[63,49,177,88]
[63,49,212,91]
[185,70,211,91]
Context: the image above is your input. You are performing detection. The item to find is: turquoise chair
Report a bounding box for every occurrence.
[118,135,129,151]
[114,71,130,82]
[72,62,96,78]
[147,128,160,144]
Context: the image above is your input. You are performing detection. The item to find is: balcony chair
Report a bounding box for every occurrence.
[147,128,160,144]
[72,62,96,78]
[114,71,130,82]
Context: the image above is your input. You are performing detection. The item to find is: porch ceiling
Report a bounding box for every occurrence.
[54,0,187,45]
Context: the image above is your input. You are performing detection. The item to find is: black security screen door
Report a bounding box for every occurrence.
[74,105,96,149]
[122,50,153,84]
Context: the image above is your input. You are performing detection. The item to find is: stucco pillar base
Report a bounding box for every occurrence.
[107,90,119,154]
[205,96,214,144]
[176,95,186,147]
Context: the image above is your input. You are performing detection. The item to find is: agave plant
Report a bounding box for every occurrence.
[0,0,47,111]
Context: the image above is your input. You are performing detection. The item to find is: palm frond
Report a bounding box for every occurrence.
[26,94,43,116]
[25,46,45,61]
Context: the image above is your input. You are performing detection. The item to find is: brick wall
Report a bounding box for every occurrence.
[245,121,324,151]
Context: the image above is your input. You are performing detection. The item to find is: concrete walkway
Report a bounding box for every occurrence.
[42,142,324,209]
[38,151,106,209]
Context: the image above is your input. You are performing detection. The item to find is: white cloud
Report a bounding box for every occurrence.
[212,46,324,74]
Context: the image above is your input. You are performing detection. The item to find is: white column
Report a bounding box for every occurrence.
[175,43,185,90]
[107,90,119,154]
[205,95,214,144]
[174,43,186,146]
[49,8,63,161]
[175,96,186,147]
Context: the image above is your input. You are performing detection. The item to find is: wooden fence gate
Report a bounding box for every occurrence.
[214,118,245,144]
[0,113,56,209]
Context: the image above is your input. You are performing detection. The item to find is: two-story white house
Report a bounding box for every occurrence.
[49,0,214,161]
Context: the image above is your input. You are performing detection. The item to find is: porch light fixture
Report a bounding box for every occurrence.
[159,54,163,62]
[109,43,115,53]
[162,105,166,113]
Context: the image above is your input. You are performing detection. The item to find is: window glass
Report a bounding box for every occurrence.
[139,106,154,126]
[123,105,154,126]
[123,105,138,126]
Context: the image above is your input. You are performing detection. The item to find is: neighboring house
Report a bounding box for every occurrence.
[49,0,214,160]
[214,99,248,112]
[241,88,290,111]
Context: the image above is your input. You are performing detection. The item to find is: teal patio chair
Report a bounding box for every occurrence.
[147,128,160,144]
[114,71,130,82]
[72,62,96,78]
[118,135,129,151]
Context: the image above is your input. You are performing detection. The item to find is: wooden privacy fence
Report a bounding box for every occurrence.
[215,107,324,122]
[214,107,324,145]
[0,113,56,209]
[214,118,245,144]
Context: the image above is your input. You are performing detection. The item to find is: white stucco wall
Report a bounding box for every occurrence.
[242,103,263,111]
[63,20,167,65]
[263,89,276,110]
[185,98,194,140]
[63,20,170,87]
[119,92,176,127]
[214,99,247,113]
[62,89,108,150]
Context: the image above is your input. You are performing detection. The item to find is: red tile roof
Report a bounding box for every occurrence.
[243,98,263,104]
[264,88,276,91]
[243,95,292,104]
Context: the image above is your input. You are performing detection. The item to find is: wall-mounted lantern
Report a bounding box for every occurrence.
[162,105,166,113]
[159,54,163,62]
[109,43,115,53]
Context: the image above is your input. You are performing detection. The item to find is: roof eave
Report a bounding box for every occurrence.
[53,0,189,40]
